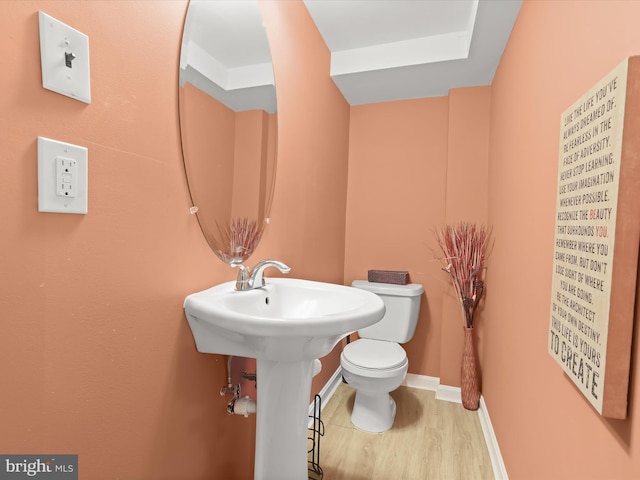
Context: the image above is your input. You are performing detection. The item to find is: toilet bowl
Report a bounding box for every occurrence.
[341,339,409,432]
[340,280,423,433]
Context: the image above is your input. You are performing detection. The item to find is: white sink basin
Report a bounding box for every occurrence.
[184,277,385,480]
[184,277,385,361]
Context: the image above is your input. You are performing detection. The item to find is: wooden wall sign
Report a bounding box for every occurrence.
[549,56,640,418]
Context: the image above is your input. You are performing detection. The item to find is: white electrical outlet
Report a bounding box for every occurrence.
[38,137,88,214]
[56,157,78,197]
[38,11,91,104]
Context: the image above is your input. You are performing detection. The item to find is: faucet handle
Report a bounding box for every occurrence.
[249,260,291,288]
[231,263,250,291]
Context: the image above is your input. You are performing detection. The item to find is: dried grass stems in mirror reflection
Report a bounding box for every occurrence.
[435,223,493,328]
[211,217,264,264]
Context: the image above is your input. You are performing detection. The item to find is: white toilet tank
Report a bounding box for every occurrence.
[352,280,424,343]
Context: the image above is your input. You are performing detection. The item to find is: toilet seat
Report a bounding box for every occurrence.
[341,339,408,378]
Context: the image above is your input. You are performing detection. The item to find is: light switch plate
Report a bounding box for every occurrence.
[38,11,91,104]
[38,137,88,214]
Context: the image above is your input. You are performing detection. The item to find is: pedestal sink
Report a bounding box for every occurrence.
[184,278,385,480]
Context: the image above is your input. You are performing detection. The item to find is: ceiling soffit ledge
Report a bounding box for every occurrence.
[304,0,522,105]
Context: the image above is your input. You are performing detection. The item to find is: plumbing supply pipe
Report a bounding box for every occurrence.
[220,356,236,396]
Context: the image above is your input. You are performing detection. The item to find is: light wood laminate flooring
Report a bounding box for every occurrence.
[310,383,494,480]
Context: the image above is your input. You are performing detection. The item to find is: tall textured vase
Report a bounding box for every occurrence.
[461,326,480,410]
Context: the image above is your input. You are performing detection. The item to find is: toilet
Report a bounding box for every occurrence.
[340,280,424,433]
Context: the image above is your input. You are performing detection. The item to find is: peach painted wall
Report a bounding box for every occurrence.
[0,1,259,479]
[345,89,491,384]
[180,83,234,221]
[440,86,491,387]
[485,1,640,478]
[181,87,277,226]
[345,98,449,378]
[232,110,275,222]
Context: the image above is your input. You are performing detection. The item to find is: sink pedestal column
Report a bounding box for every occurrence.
[254,358,314,480]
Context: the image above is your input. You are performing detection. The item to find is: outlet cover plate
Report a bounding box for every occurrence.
[38,137,88,214]
[38,11,91,104]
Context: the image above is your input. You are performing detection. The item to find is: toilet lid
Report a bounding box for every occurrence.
[343,339,407,370]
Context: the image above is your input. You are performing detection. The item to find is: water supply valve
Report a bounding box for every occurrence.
[220,383,240,397]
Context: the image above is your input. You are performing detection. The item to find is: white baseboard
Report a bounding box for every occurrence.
[478,395,509,480]
[435,384,463,403]
[308,365,344,421]
[402,373,440,391]
[316,370,507,480]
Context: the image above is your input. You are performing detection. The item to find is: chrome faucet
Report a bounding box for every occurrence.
[232,260,291,291]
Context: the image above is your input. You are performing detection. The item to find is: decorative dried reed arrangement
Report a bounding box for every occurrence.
[434,222,493,328]
[434,222,492,410]
[211,217,264,264]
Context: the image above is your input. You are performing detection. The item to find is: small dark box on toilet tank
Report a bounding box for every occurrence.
[367,270,410,285]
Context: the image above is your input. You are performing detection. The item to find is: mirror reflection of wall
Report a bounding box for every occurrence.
[179,0,277,265]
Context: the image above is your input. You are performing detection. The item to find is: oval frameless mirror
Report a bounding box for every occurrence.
[179,0,277,265]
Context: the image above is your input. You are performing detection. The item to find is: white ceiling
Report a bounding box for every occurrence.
[181,0,522,109]
[180,0,277,113]
[303,0,522,105]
